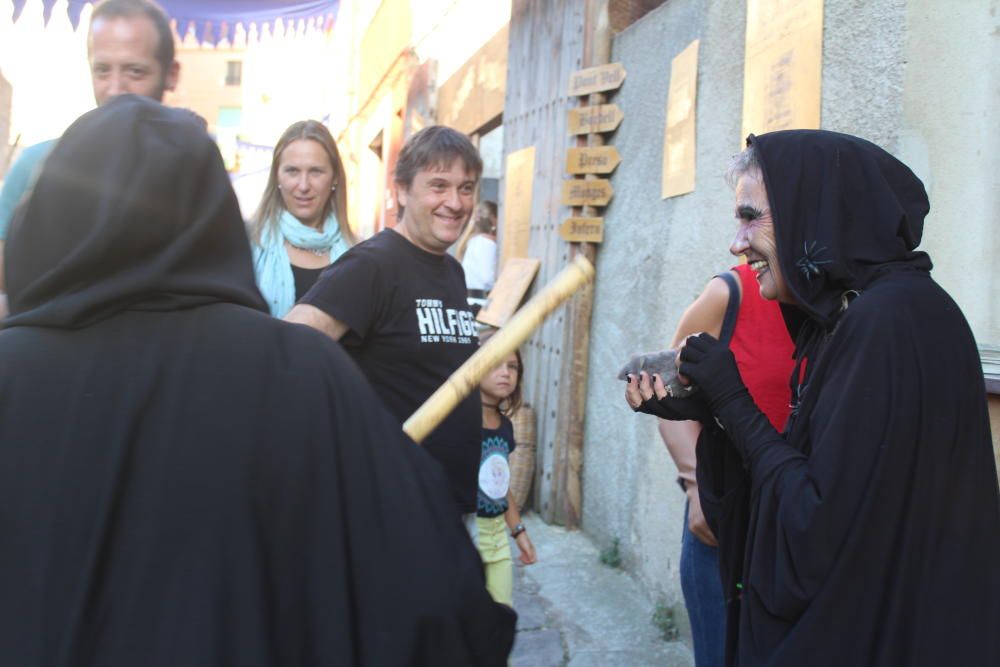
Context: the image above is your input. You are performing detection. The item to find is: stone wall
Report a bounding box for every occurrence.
[580,0,997,615]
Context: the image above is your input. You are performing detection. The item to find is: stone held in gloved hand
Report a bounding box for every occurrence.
[678,333,751,412]
[617,349,696,399]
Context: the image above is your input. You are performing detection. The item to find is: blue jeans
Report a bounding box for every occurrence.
[680,501,726,667]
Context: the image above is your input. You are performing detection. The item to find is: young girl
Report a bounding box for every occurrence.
[476,348,537,606]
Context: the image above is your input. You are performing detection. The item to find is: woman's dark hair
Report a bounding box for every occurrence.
[501,347,524,417]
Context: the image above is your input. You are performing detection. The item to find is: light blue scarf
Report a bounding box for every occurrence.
[252,210,349,317]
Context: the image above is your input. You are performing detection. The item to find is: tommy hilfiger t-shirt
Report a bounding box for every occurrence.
[301,229,481,512]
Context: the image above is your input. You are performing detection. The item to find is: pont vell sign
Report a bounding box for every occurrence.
[567,63,627,97]
[565,146,621,175]
[559,217,604,243]
[560,179,614,207]
[567,104,624,135]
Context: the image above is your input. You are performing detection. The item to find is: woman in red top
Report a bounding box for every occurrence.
[625,263,793,667]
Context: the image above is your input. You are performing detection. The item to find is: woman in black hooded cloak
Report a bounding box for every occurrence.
[0,95,514,666]
[666,130,999,666]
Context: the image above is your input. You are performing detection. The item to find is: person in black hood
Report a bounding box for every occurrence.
[644,130,999,666]
[0,95,515,666]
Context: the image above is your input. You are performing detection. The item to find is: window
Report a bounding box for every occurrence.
[225,61,242,86]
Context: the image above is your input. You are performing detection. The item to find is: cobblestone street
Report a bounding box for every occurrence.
[509,515,693,667]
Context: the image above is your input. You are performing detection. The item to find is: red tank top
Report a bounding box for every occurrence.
[728,264,795,431]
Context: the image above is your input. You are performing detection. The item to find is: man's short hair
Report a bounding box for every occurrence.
[91,0,175,75]
[394,126,482,217]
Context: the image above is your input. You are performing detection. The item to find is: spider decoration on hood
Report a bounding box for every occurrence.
[795,240,832,280]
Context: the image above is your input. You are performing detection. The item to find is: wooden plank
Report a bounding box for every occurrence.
[559,217,604,243]
[567,62,626,96]
[567,104,624,135]
[565,146,621,174]
[499,146,536,269]
[476,258,542,328]
[560,179,613,207]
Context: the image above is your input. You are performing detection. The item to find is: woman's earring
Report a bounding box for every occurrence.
[331,184,337,192]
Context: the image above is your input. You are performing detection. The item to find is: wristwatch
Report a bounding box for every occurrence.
[510,523,526,538]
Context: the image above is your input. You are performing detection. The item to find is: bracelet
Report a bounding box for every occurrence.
[510,523,526,538]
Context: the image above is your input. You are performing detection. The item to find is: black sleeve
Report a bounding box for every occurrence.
[299,249,381,342]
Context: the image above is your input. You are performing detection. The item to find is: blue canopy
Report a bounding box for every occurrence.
[10,1,340,43]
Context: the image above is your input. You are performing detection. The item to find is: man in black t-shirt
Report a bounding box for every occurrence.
[286,126,483,514]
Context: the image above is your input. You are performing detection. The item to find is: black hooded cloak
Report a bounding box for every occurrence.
[0,96,514,666]
[695,130,999,666]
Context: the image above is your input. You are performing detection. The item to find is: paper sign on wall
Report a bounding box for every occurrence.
[740,0,823,142]
[499,146,535,269]
[661,39,699,199]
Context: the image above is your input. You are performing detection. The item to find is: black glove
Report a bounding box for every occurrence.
[678,333,750,412]
[680,333,792,468]
[633,394,713,423]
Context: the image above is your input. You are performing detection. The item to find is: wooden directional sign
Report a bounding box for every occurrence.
[565,146,622,175]
[561,179,614,207]
[559,217,604,243]
[568,63,627,97]
[567,104,624,135]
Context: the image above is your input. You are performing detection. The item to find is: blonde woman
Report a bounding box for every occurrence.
[249,120,356,317]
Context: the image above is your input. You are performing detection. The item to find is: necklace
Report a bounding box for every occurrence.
[287,243,330,257]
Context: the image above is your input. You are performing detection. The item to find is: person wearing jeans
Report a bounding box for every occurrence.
[632,263,794,666]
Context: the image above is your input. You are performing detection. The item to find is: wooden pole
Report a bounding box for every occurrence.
[550,0,612,528]
[403,255,595,445]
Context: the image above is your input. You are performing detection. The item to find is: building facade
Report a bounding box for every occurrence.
[322,0,998,628]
